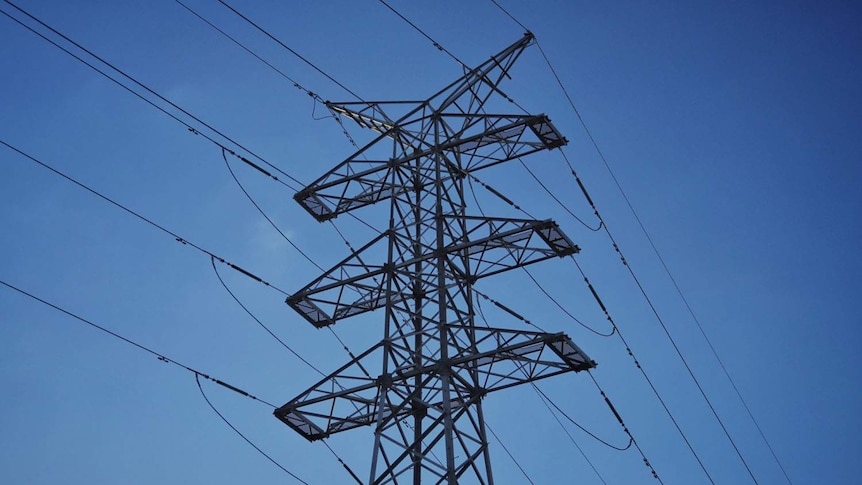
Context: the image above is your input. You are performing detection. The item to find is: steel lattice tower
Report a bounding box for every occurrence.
[275,33,596,484]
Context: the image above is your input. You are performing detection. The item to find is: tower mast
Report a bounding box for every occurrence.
[275,33,595,484]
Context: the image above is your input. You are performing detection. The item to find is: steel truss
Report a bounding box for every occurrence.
[276,33,595,484]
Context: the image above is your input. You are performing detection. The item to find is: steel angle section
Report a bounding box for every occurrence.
[277,408,325,441]
[276,332,594,442]
[294,153,451,222]
[381,114,559,174]
[287,230,444,327]
[549,337,594,370]
[274,342,424,441]
[448,115,568,172]
[444,217,579,279]
[535,220,579,256]
[294,157,396,221]
[286,230,390,327]
[287,297,331,328]
[327,100,429,135]
[447,329,595,394]
[527,116,567,149]
[435,33,534,111]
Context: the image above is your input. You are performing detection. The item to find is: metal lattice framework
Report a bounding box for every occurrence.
[276,33,596,484]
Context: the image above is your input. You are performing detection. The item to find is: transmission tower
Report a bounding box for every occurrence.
[275,33,595,484]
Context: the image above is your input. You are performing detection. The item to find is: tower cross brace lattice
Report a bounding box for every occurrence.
[275,33,596,485]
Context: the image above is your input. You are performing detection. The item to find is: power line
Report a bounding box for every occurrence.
[5,0,381,263]
[187,1,582,362]
[473,296,631,453]
[169,1,396,377]
[210,252,379,427]
[267,33,594,482]
[0,0,349,295]
[3,272,316,483]
[475,277,699,483]
[0,217,331,485]
[489,2,783,482]
[0,139,289,296]
[588,371,663,483]
[570,255,717,484]
[468,170,537,218]
[473,287,547,332]
[6,0,390,298]
[168,1,396,387]
[3,137,373,437]
[488,0,530,33]
[377,0,469,69]
[172,0,393,308]
[517,158,602,231]
[466,171,614,337]
[2,0,369,362]
[567,145,794,483]
[172,0,366,156]
[486,422,536,484]
[377,6,601,238]
[467,148,605,237]
[215,0,365,102]
[8,4,635,482]
[521,265,615,337]
[188,0,416,234]
[583,243,761,482]
[173,0,315,100]
[473,296,613,484]
[319,440,364,485]
[529,382,608,484]
[209,256,326,378]
[0,277,276,409]
[219,148,325,272]
[0,188,348,485]
[195,374,311,485]
[5,2,767,480]
[0,0,303,191]
[532,384,632,453]
[376,0,530,113]
[482,294,655,482]
[2,139,372,425]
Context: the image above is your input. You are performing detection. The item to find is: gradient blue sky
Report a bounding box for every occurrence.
[1,1,860,483]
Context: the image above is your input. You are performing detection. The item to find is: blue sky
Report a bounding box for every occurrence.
[1,1,860,483]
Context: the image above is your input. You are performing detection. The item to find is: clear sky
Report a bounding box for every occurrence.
[1,1,860,484]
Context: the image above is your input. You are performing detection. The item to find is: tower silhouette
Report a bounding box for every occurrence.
[275,33,595,484]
